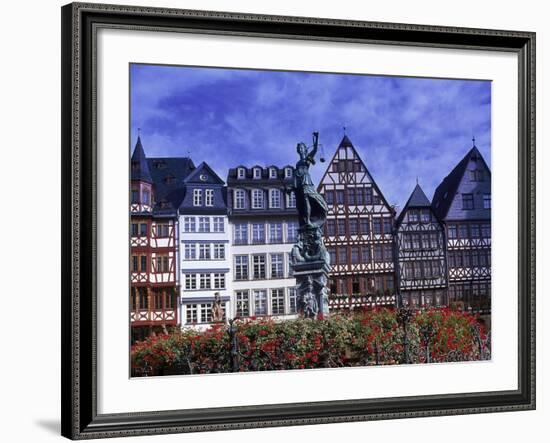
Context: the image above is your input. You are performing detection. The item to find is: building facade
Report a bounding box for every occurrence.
[227,165,300,319]
[130,138,182,341]
[178,162,232,328]
[431,145,491,313]
[317,136,397,310]
[396,184,447,308]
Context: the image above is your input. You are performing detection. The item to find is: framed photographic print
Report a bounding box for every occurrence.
[61,2,536,439]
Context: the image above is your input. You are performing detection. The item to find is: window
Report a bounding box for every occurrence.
[131,255,138,272]
[271,289,285,315]
[269,168,277,179]
[205,189,214,206]
[325,191,334,205]
[337,220,346,236]
[448,224,457,239]
[288,288,297,314]
[429,232,439,248]
[131,189,139,204]
[185,304,198,324]
[199,304,213,323]
[373,218,382,235]
[287,191,296,208]
[338,247,347,264]
[462,193,474,209]
[198,244,211,260]
[470,224,480,238]
[137,289,148,310]
[193,189,202,206]
[271,253,284,278]
[336,190,344,205]
[235,255,249,280]
[483,193,491,209]
[185,274,196,290]
[199,273,211,289]
[253,290,268,315]
[266,222,282,243]
[140,255,147,272]
[285,168,292,178]
[184,244,196,260]
[364,187,373,204]
[139,223,148,237]
[198,217,210,232]
[481,223,491,238]
[269,189,281,208]
[234,189,245,209]
[326,219,336,236]
[373,245,383,262]
[351,246,360,264]
[287,222,298,242]
[131,223,138,237]
[253,168,261,179]
[213,273,225,289]
[361,246,371,263]
[383,217,393,234]
[213,217,224,232]
[356,188,364,205]
[252,189,264,209]
[237,168,245,179]
[183,217,195,232]
[360,218,370,235]
[402,234,412,250]
[236,291,250,317]
[458,224,469,239]
[213,243,225,260]
[155,255,169,273]
[352,278,360,294]
[252,223,265,244]
[408,211,419,223]
[328,247,337,264]
[420,210,431,223]
[155,223,169,237]
[412,234,421,249]
[349,219,359,235]
[252,255,266,279]
[347,188,356,205]
[470,169,484,181]
[142,190,150,205]
[383,244,393,261]
[234,223,248,244]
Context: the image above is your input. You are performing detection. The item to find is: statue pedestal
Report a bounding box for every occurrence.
[292,260,330,318]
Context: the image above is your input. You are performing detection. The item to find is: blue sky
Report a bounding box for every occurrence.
[130,64,491,209]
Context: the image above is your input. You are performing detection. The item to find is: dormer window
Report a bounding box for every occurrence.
[237,168,245,179]
[153,160,166,169]
[284,168,292,178]
[159,199,170,209]
[253,168,261,179]
[164,175,175,185]
[205,189,214,206]
[269,168,277,179]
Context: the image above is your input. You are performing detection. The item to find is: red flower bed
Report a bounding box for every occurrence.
[131,308,490,376]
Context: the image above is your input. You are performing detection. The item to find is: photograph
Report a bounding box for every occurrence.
[129,64,492,376]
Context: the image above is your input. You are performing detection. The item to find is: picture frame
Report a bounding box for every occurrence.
[61,2,536,439]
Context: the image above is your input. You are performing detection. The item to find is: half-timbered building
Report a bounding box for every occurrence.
[396,184,447,308]
[318,135,396,310]
[432,144,491,313]
[130,137,187,341]
[227,165,299,320]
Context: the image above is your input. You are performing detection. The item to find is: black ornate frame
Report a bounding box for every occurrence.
[61,2,536,439]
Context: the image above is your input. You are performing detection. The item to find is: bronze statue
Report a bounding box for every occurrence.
[292,132,328,229]
[211,292,224,323]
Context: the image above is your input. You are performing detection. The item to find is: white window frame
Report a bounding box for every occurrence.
[269,223,283,243]
[253,168,261,179]
[234,189,245,209]
[269,168,277,179]
[284,167,292,178]
[184,244,196,260]
[184,274,196,290]
[198,244,211,260]
[193,189,202,206]
[271,288,285,315]
[270,253,284,278]
[237,168,245,179]
[252,189,264,209]
[269,188,281,208]
[286,191,296,208]
[213,243,225,260]
[199,273,211,289]
[198,217,210,233]
[205,189,214,206]
[235,290,250,317]
[213,273,226,289]
[253,289,268,315]
[183,217,196,232]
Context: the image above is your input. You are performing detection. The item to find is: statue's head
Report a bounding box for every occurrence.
[297,142,308,157]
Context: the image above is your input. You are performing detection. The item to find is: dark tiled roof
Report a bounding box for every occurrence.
[131,137,153,183]
[396,183,431,225]
[431,146,489,220]
[339,135,354,148]
[227,165,294,186]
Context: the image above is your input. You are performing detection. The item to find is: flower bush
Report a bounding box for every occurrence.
[131,308,490,376]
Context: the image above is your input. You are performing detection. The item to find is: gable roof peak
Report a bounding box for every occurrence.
[339,134,354,148]
[408,183,431,207]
